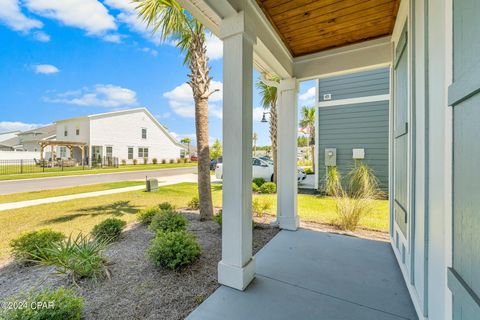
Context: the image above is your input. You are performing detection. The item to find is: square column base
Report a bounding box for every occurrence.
[279,215,300,231]
[218,257,256,291]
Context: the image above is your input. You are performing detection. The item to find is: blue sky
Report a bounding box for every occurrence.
[0,0,316,146]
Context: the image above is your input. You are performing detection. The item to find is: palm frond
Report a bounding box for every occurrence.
[255,75,280,110]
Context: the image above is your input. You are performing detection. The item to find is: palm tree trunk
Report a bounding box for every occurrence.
[189,29,213,220]
[270,100,278,183]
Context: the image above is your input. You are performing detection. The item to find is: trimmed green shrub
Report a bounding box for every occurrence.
[252,182,260,192]
[143,158,148,165]
[304,167,313,174]
[91,218,126,243]
[0,287,84,320]
[137,207,160,224]
[36,233,109,282]
[121,159,126,165]
[161,159,167,164]
[152,158,158,164]
[169,159,175,164]
[259,182,276,194]
[147,230,201,269]
[10,229,65,263]
[158,202,175,211]
[148,210,188,233]
[252,177,265,187]
[132,159,138,165]
[187,196,200,210]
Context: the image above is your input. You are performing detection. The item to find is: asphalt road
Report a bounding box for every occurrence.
[0,167,197,195]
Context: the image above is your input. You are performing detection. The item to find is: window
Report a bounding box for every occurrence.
[128,147,134,160]
[138,147,149,158]
[59,146,67,158]
[141,128,147,139]
[64,126,68,137]
[76,127,80,135]
[106,146,113,158]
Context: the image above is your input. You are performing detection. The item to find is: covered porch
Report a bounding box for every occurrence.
[38,140,87,166]
[188,229,417,320]
[180,0,434,319]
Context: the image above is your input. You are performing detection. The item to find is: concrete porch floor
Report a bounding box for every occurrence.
[187,229,417,320]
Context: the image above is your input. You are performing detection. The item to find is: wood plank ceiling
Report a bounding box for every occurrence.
[256,0,401,57]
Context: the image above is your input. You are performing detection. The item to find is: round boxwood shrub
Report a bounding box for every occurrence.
[252,182,259,192]
[158,202,174,211]
[147,230,201,269]
[10,229,65,263]
[91,218,127,243]
[252,177,266,188]
[0,287,84,320]
[259,182,277,194]
[148,210,188,233]
[137,207,160,224]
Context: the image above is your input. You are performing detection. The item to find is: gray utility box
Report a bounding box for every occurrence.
[146,178,159,192]
[324,148,337,166]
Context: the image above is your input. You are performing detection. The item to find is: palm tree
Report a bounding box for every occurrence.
[256,75,279,183]
[135,0,214,220]
[181,137,191,157]
[252,132,258,156]
[299,106,316,172]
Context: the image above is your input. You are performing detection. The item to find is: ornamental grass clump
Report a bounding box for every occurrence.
[148,210,188,233]
[0,287,84,320]
[10,229,65,264]
[332,162,382,231]
[91,218,127,243]
[35,233,110,283]
[187,196,200,210]
[147,230,201,270]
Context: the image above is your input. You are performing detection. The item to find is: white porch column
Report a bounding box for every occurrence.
[277,78,300,231]
[218,11,256,291]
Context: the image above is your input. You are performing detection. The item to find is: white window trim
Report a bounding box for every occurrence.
[318,94,390,108]
[141,128,147,139]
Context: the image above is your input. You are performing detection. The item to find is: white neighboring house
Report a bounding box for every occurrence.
[54,108,185,164]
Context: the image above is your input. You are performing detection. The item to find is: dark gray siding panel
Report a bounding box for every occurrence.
[319,68,390,101]
[317,101,389,191]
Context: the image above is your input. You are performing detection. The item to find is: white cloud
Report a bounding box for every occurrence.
[23,0,116,35]
[0,0,43,32]
[206,32,222,61]
[253,107,266,122]
[102,33,122,43]
[163,81,223,118]
[141,47,158,57]
[45,84,138,107]
[298,86,316,106]
[0,121,46,133]
[32,30,50,41]
[34,64,60,74]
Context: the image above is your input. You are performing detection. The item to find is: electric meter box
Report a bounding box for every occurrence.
[324,148,337,166]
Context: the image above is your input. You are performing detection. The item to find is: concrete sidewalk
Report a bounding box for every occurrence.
[0,174,200,211]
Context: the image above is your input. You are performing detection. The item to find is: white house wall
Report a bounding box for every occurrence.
[55,118,90,159]
[89,111,182,163]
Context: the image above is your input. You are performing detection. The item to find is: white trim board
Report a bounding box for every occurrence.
[317,94,390,107]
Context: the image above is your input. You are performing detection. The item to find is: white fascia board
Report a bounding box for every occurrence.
[318,94,390,107]
[293,37,393,81]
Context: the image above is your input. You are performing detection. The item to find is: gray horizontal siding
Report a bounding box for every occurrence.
[319,68,390,101]
[317,100,389,191]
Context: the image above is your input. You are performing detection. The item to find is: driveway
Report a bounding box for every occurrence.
[0,167,197,195]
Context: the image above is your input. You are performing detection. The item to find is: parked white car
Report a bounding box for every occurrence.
[215,157,307,182]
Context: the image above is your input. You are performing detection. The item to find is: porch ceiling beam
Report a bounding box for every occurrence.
[293,37,392,81]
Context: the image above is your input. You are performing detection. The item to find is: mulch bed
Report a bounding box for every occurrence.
[0,212,279,320]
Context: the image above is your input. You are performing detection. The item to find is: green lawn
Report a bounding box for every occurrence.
[0,181,145,204]
[0,162,196,181]
[0,183,388,261]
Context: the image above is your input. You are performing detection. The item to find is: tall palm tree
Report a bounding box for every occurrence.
[135,0,214,220]
[181,137,191,156]
[299,106,316,172]
[256,75,279,183]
